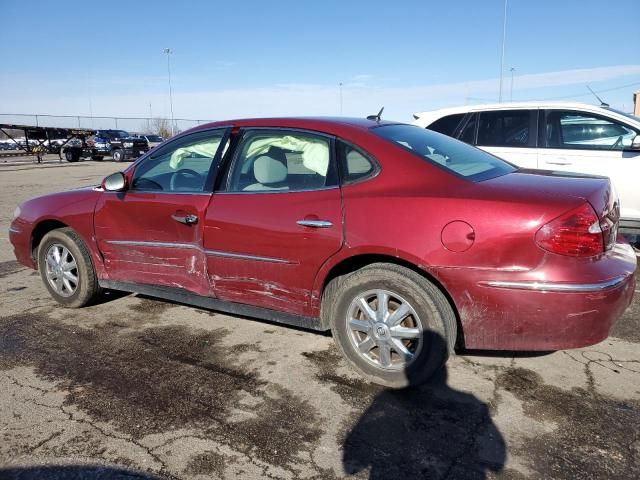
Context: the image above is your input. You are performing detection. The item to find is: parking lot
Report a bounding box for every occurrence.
[0,158,639,479]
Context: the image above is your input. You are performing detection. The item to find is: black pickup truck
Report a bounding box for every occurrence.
[63,129,149,162]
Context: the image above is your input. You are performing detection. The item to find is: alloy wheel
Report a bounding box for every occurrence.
[347,289,424,370]
[45,243,79,297]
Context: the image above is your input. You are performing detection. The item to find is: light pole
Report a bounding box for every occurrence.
[163,48,175,136]
[498,0,508,102]
[509,67,515,101]
[339,82,343,115]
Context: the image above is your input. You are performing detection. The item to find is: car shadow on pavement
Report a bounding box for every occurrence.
[342,332,506,480]
[0,464,162,479]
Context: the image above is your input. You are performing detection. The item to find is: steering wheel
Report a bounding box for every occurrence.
[170,168,202,191]
[612,135,624,150]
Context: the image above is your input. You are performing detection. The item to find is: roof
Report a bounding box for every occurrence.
[186,116,402,136]
[413,101,609,119]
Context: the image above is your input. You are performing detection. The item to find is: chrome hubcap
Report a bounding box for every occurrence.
[45,243,78,297]
[347,289,423,370]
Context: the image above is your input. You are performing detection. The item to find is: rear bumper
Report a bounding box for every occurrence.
[436,243,637,351]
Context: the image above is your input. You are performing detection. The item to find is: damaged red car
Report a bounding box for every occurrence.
[9,117,636,387]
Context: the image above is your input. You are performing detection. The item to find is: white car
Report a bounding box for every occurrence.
[136,134,164,149]
[413,101,640,239]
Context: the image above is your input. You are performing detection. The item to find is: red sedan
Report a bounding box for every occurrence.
[9,117,636,387]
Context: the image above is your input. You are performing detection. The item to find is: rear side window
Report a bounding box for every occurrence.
[373,124,516,182]
[477,110,531,147]
[227,130,337,192]
[426,113,465,136]
[337,141,377,183]
[459,113,477,144]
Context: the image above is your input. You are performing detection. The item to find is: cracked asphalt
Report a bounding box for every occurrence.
[1,157,639,479]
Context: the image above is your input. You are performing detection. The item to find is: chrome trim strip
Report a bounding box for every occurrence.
[479,276,628,292]
[104,240,293,264]
[105,240,199,249]
[296,220,333,228]
[204,249,292,264]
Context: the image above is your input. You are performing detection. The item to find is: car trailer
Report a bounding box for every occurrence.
[0,123,95,163]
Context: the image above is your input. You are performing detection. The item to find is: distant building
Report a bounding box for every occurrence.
[635,90,640,116]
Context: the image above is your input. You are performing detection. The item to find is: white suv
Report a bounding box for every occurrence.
[413,102,640,238]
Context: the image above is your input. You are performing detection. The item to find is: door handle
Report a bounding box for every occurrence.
[171,213,198,225]
[297,219,333,228]
[546,158,572,165]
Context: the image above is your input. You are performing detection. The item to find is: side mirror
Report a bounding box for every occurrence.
[102,172,127,192]
[631,134,640,151]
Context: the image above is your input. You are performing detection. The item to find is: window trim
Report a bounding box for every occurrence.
[457,112,478,144]
[475,109,538,148]
[218,127,339,195]
[129,127,231,195]
[335,138,381,186]
[540,109,640,152]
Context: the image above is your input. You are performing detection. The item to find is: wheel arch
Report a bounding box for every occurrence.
[31,219,69,262]
[314,252,464,347]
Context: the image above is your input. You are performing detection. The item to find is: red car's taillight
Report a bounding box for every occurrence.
[535,202,604,257]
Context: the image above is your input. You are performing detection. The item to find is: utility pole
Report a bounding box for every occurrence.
[498,0,508,102]
[339,82,343,115]
[163,48,175,136]
[509,67,515,102]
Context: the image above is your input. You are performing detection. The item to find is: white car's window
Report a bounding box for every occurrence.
[227,131,337,192]
[131,129,226,192]
[477,110,531,147]
[546,111,639,150]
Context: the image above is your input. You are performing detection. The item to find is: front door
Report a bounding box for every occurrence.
[94,128,230,296]
[204,128,344,316]
[538,110,640,222]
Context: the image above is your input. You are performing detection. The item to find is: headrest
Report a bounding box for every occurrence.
[253,155,287,184]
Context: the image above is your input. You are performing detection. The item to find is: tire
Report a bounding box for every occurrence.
[65,150,80,162]
[91,155,104,161]
[324,263,457,388]
[112,149,125,162]
[37,228,102,308]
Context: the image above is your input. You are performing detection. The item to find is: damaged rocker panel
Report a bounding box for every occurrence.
[98,280,327,331]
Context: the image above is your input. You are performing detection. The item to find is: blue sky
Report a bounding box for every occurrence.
[1,0,639,123]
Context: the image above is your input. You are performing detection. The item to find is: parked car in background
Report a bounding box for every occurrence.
[62,130,149,162]
[414,102,640,242]
[136,134,164,149]
[9,117,636,387]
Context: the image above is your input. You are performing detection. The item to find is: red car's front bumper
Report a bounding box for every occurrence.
[435,242,637,351]
[9,219,35,269]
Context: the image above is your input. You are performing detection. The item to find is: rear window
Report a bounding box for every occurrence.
[372,124,516,181]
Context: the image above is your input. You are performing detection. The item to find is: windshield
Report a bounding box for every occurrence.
[372,124,516,181]
[105,130,131,139]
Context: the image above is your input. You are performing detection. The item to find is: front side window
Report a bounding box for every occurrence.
[131,129,227,193]
[227,130,336,192]
[373,124,516,182]
[545,110,639,150]
[477,110,531,147]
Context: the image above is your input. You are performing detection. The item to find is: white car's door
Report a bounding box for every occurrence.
[538,109,640,223]
[473,109,538,169]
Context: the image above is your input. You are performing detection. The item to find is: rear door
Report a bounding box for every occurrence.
[475,109,538,168]
[204,128,343,316]
[94,128,230,296]
[538,109,640,223]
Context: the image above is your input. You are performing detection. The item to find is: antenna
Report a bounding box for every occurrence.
[367,106,384,122]
[586,85,609,107]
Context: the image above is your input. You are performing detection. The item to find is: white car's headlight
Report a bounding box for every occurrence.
[13,205,21,219]
[123,142,133,148]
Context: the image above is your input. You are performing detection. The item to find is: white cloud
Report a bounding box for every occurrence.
[1,64,638,125]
